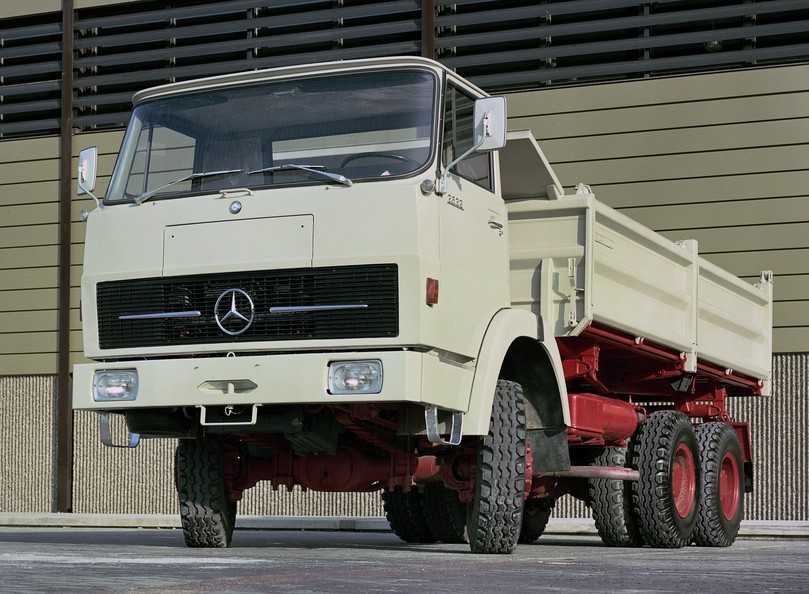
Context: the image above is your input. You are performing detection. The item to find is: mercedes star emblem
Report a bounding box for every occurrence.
[214,288,255,336]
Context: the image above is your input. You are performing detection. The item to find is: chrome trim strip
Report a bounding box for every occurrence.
[118,311,202,321]
[269,304,368,314]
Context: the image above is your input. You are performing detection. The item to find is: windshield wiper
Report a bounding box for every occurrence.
[246,164,352,187]
[132,169,242,205]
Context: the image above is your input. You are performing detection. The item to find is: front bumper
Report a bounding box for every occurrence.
[72,350,470,413]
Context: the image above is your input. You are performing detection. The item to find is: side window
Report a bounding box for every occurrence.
[442,85,492,192]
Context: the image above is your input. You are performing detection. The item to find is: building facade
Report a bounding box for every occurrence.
[0,0,807,519]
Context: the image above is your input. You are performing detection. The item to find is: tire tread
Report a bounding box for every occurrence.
[693,422,744,547]
[467,379,526,554]
[175,438,236,548]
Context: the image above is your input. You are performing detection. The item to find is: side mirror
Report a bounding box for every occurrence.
[437,95,508,194]
[77,146,97,194]
[472,96,507,152]
[77,146,102,209]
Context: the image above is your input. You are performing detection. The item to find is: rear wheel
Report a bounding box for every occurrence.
[692,423,744,547]
[175,437,237,548]
[466,379,527,554]
[382,487,437,543]
[631,411,700,548]
[519,499,554,544]
[422,483,467,543]
[589,446,643,547]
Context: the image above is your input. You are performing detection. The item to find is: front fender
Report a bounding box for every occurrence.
[464,308,569,436]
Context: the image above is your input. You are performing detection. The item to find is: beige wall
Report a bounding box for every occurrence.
[507,63,809,353]
[0,0,59,19]
[2,64,807,377]
[0,0,143,17]
[0,137,62,375]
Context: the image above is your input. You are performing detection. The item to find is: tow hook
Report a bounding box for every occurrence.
[98,412,140,448]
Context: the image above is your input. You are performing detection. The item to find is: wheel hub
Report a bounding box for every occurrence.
[719,451,741,520]
[671,442,697,518]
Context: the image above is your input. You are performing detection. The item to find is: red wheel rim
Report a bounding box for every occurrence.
[671,442,697,518]
[719,451,741,520]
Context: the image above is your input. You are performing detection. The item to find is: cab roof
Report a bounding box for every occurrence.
[132,56,486,105]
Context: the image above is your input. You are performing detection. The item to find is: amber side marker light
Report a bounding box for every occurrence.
[426,277,439,306]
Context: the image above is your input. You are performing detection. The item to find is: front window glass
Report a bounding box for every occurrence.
[106,70,437,203]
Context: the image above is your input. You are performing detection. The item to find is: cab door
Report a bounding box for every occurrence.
[435,83,510,358]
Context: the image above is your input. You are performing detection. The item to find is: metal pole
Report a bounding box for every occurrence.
[56,0,74,513]
[421,0,435,59]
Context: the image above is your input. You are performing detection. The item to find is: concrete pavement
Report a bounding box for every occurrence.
[0,513,807,538]
[1,528,808,593]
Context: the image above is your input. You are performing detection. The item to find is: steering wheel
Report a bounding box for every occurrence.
[338,152,421,173]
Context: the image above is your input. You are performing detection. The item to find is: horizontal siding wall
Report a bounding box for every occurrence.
[506,62,809,352]
[0,137,61,375]
[0,1,59,20]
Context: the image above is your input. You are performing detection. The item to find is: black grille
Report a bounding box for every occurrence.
[96,264,398,350]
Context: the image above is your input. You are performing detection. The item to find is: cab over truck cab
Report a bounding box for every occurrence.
[74,57,773,553]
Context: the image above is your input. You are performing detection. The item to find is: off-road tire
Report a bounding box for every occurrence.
[519,498,554,544]
[466,379,527,554]
[175,437,237,548]
[631,411,701,548]
[693,423,744,547]
[382,487,437,543]
[589,446,643,547]
[422,483,467,543]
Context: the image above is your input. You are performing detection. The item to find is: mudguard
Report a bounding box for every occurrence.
[464,308,569,436]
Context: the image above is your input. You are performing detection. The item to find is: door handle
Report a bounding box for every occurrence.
[488,220,504,234]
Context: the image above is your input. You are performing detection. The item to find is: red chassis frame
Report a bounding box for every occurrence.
[221,323,760,503]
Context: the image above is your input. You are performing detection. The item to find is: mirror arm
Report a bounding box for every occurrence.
[436,110,493,195]
[79,182,103,209]
[436,139,484,195]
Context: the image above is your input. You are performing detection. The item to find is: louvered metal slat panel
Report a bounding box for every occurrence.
[443,21,809,69]
[73,0,423,132]
[437,0,809,91]
[1,1,808,140]
[75,1,419,52]
[437,2,809,48]
[75,20,419,69]
[470,43,809,89]
[0,12,62,138]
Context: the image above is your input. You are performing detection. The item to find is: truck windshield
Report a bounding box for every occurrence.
[105,69,437,203]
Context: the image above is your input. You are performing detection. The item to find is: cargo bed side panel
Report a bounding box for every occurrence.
[697,260,773,381]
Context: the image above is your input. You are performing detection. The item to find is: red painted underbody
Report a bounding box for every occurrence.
[222,323,758,501]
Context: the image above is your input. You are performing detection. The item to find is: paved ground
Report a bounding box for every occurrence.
[0,528,807,594]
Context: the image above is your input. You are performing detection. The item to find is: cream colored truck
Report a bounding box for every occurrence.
[73,57,773,553]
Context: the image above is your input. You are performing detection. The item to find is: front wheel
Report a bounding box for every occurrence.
[175,437,237,548]
[631,411,701,548]
[466,379,527,554]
